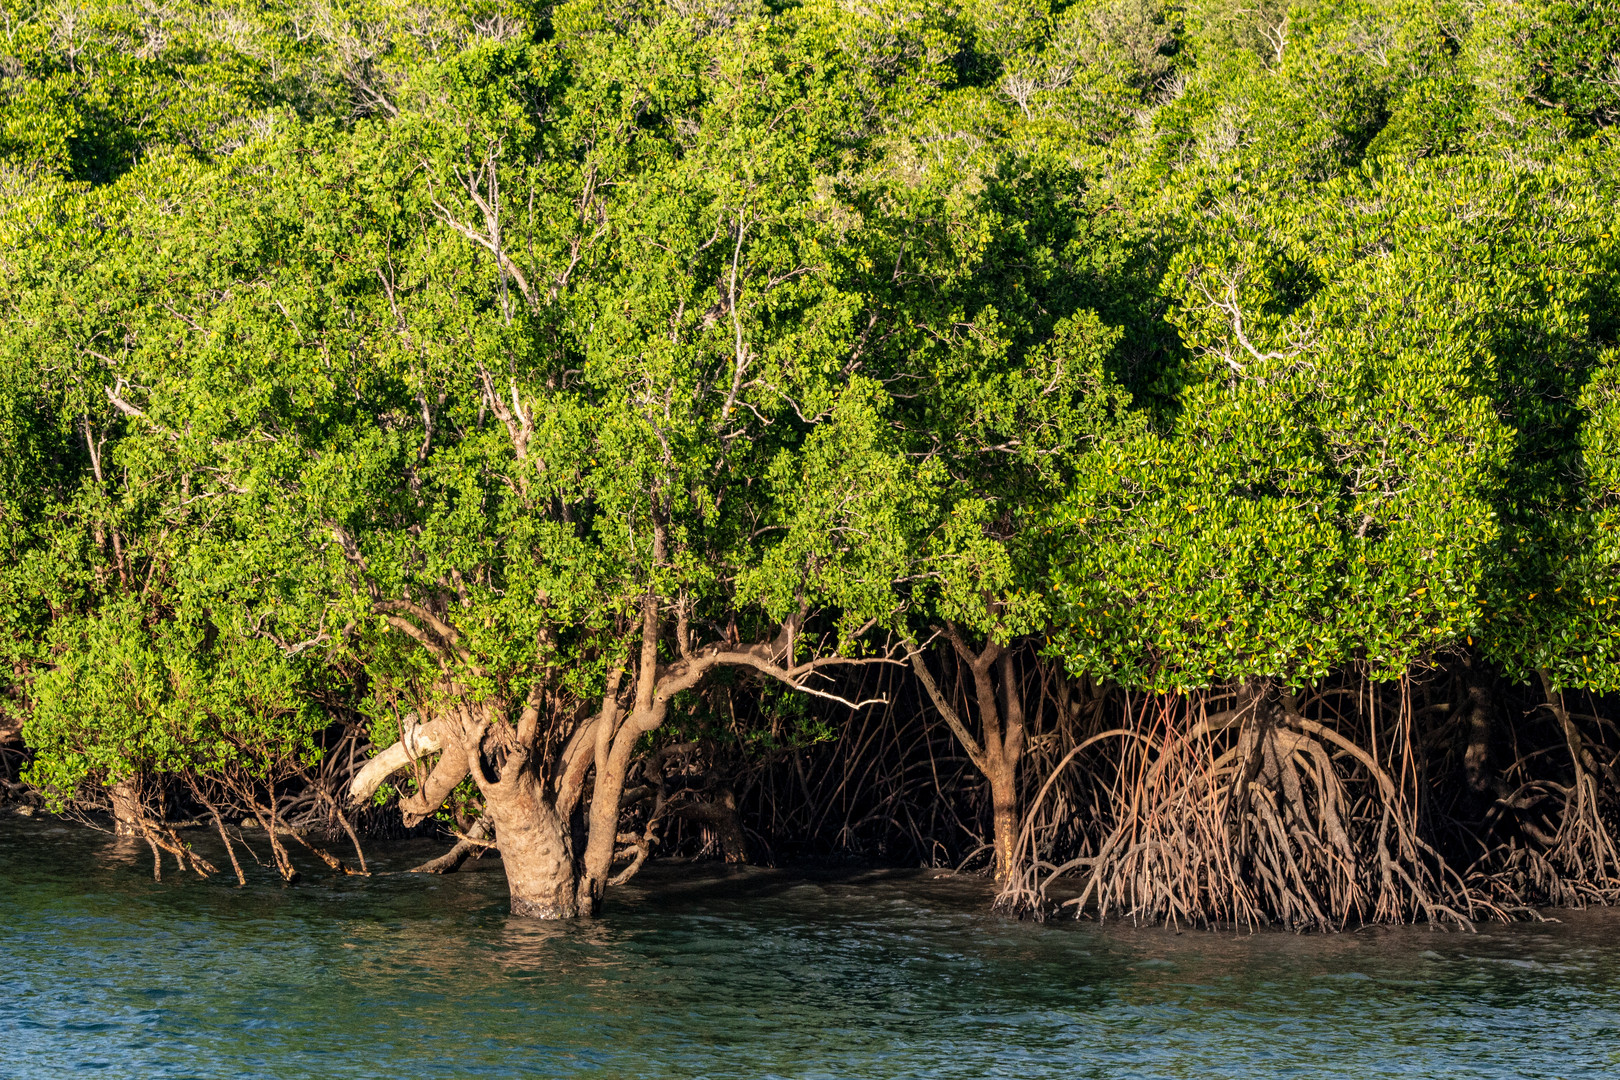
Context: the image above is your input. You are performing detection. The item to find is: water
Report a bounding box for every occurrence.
[3,814,1619,1079]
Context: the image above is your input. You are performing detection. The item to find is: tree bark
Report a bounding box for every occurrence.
[578,713,646,913]
[109,778,143,838]
[481,771,578,918]
[909,632,1027,885]
[987,760,1020,887]
[989,650,1026,885]
[349,715,449,805]
[399,736,470,828]
[355,597,867,917]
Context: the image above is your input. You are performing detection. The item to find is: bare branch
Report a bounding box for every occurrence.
[105,383,145,418]
[348,716,452,805]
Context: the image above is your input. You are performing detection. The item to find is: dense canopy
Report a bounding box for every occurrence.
[3,0,1619,926]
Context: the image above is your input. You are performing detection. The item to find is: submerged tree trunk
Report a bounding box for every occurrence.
[986,760,1019,886]
[481,772,578,918]
[350,570,872,919]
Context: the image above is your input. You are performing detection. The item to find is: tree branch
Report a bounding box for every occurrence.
[906,641,989,772]
[348,716,451,805]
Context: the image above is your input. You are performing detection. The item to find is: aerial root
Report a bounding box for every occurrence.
[133,816,219,881]
[409,818,493,874]
[1005,687,1487,929]
[1466,673,1620,907]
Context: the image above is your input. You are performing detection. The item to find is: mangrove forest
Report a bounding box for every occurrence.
[3,0,1620,930]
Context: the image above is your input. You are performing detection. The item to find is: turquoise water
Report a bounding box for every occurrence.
[3,814,1619,1079]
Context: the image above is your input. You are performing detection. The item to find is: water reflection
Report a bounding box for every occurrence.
[4,815,1620,1078]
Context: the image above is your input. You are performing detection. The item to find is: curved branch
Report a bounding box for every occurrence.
[399,738,472,828]
[379,615,451,665]
[650,640,893,716]
[556,713,601,818]
[373,600,467,658]
[348,717,452,805]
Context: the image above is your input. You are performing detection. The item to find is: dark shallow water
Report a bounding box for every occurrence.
[3,814,1619,1078]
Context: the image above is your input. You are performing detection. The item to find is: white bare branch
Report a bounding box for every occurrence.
[348,715,452,805]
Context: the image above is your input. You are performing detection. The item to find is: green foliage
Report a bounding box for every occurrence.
[1048,146,1619,690]
[23,599,322,803]
[3,0,1619,806]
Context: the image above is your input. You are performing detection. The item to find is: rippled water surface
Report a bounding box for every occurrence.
[4,814,1620,1078]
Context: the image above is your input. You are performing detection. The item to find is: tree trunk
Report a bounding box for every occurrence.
[578,704,650,915]
[987,762,1019,886]
[352,597,843,917]
[483,773,579,918]
[109,778,143,838]
[907,633,1028,886]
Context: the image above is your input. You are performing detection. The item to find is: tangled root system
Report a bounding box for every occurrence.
[1045,686,1477,928]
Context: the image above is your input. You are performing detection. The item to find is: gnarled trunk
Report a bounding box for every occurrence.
[351,701,595,919]
[352,595,864,918]
[482,772,578,918]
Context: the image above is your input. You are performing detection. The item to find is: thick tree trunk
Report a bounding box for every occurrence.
[349,702,586,918]
[989,651,1026,884]
[483,773,579,918]
[578,594,662,915]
